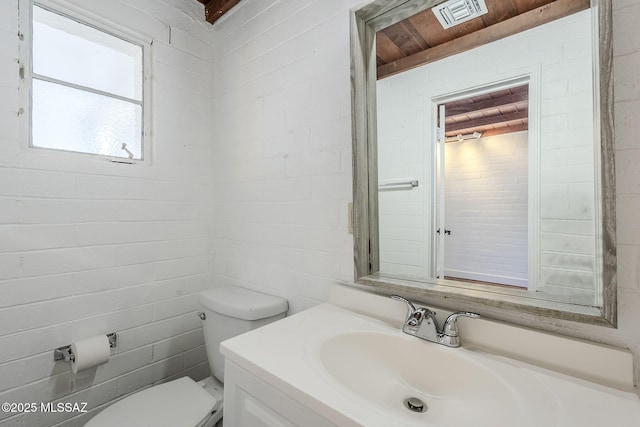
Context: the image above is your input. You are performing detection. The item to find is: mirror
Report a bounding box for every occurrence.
[350,0,616,326]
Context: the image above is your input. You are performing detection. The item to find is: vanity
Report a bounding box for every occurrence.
[221,285,640,427]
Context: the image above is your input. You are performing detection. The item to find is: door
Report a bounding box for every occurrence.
[433,83,530,288]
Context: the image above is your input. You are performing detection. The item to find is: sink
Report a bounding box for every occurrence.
[319,331,558,427]
[223,293,640,427]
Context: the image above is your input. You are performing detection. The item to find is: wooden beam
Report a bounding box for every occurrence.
[444,90,528,117]
[377,0,590,79]
[445,122,529,138]
[446,110,528,133]
[478,122,530,137]
[204,0,242,24]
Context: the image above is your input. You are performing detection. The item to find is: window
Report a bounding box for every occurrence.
[28,3,148,161]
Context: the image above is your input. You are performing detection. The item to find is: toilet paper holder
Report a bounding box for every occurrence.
[53,333,117,362]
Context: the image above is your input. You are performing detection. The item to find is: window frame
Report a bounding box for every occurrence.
[18,0,152,164]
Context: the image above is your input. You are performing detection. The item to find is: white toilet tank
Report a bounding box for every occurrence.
[199,286,288,382]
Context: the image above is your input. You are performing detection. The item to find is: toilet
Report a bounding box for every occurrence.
[86,286,288,427]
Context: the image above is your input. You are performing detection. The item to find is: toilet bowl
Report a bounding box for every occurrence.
[85,286,288,427]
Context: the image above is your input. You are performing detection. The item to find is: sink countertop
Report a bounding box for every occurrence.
[221,290,640,427]
[222,303,398,427]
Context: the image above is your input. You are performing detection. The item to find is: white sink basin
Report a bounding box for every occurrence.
[319,331,558,427]
[222,292,640,427]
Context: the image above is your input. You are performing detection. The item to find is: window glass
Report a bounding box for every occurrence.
[31,4,145,160]
[33,6,142,100]
[32,79,142,159]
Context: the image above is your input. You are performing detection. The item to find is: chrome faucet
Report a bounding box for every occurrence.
[391,295,479,348]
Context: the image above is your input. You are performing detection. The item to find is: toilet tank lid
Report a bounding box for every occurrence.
[200,286,288,320]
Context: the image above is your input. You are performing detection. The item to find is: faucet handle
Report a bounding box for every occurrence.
[442,311,480,336]
[391,295,436,329]
[391,295,424,327]
[391,295,417,317]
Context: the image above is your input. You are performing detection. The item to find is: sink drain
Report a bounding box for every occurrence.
[403,397,427,413]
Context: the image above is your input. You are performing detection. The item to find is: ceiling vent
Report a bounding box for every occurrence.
[433,0,489,29]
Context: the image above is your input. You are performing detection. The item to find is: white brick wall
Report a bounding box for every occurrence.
[443,132,529,287]
[209,0,357,312]
[377,73,430,279]
[377,10,597,301]
[0,0,214,425]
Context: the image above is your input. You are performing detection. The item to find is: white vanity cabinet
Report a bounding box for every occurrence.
[223,361,340,427]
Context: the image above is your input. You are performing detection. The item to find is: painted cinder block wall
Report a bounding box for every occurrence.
[0,0,214,425]
[209,0,357,313]
[442,132,529,288]
[211,0,640,384]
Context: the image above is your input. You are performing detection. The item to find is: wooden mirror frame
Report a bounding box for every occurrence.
[350,0,616,326]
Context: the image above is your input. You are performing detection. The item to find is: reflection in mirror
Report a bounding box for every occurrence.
[436,84,529,290]
[350,0,616,326]
[435,84,529,292]
[377,9,598,305]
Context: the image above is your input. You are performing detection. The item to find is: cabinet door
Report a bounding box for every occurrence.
[232,387,297,427]
[224,361,340,427]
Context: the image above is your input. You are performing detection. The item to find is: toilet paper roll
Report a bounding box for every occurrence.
[70,335,111,374]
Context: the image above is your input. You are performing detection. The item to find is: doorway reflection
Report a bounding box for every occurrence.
[435,85,529,288]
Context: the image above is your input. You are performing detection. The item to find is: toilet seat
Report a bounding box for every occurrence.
[86,377,219,427]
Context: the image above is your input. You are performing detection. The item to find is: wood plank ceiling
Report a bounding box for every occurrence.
[195,0,243,24]
[378,0,590,138]
[441,84,529,138]
[377,0,589,79]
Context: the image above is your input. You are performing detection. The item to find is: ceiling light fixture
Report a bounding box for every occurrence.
[445,131,483,143]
